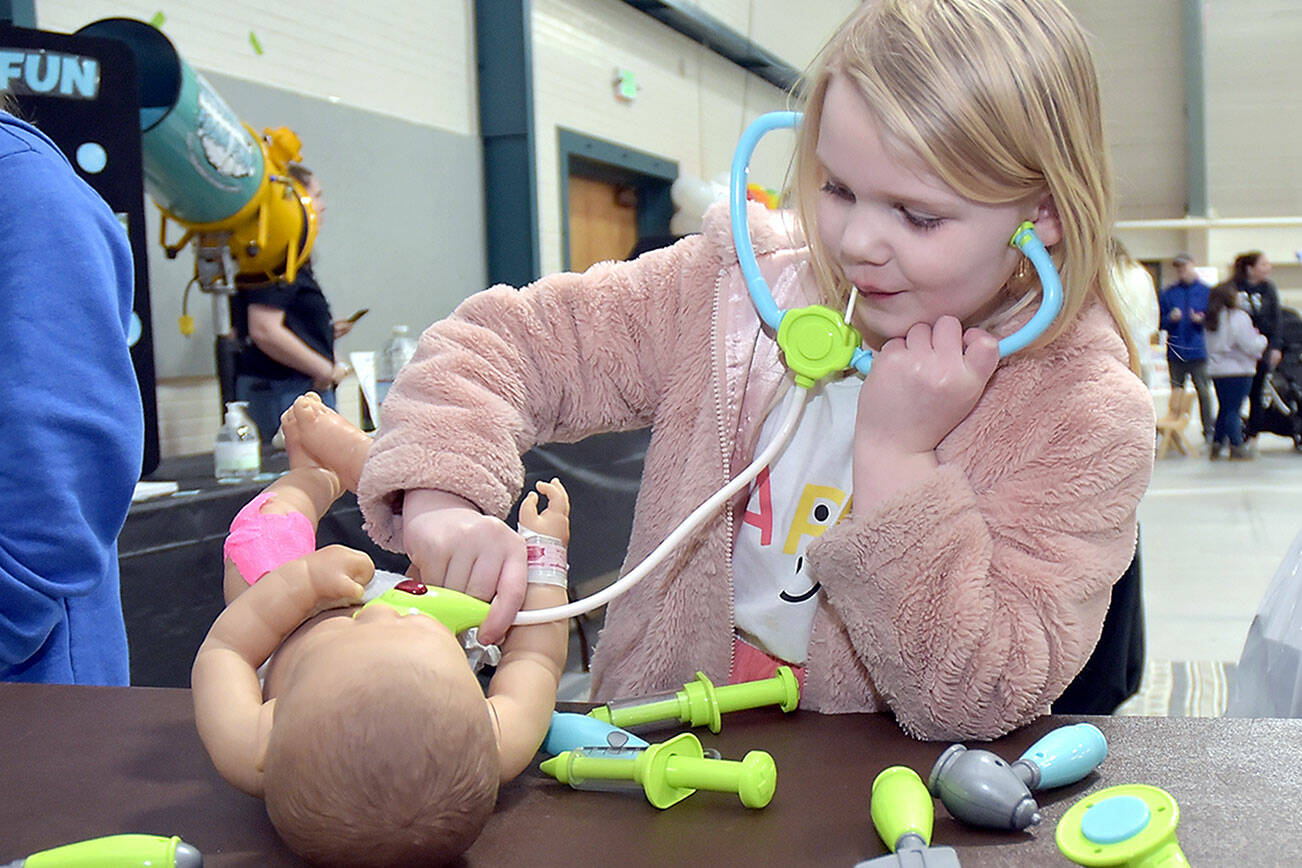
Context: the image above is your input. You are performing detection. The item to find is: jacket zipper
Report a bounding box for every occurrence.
[710,268,737,681]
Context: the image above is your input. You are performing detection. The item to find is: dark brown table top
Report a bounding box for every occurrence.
[2,682,1299,866]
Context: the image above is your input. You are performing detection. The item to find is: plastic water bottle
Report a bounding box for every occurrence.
[214,401,261,482]
[375,324,417,407]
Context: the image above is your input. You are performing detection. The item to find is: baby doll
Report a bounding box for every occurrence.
[192,393,570,866]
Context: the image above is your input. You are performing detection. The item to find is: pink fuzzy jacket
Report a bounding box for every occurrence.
[358,203,1155,740]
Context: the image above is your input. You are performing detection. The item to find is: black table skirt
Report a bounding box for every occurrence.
[120,431,649,687]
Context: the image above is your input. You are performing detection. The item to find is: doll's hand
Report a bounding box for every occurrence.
[518,478,571,545]
[402,489,528,645]
[302,544,374,616]
[855,316,999,459]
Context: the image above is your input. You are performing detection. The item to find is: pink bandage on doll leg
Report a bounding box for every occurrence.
[223,491,318,585]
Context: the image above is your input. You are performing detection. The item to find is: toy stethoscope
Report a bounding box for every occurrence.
[512,112,1062,626]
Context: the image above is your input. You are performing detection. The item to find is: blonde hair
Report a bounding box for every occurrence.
[263,652,499,867]
[793,0,1138,370]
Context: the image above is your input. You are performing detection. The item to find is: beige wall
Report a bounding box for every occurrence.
[34,1,1302,458]
[529,0,856,274]
[1075,0,1302,296]
[38,0,477,132]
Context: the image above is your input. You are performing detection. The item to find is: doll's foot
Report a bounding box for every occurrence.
[280,393,372,491]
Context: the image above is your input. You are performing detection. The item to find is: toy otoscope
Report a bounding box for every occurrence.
[587,667,800,733]
[510,112,1064,629]
[539,732,776,809]
[856,766,960,868]
[1056,784,1188,867]
[928,723,1108,831]
[4,834,202,868]
[359,579,489,634]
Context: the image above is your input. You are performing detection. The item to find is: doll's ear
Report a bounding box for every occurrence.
[1030,191,1062,248]
[254,699,277,779]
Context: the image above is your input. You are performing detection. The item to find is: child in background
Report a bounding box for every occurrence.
[358,0,1154,740]
[193,394,570,866]
[1204,282,1268,460]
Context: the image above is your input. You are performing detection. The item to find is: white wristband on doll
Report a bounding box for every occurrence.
[520,529,568,587]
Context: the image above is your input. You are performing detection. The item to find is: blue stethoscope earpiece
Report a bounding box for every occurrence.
[730,112,1064,386]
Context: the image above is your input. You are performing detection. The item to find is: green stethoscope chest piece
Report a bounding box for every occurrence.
[1056,784,1187,866]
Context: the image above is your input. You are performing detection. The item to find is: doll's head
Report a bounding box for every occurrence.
[793,0,1125,360]
[262,605,498,866]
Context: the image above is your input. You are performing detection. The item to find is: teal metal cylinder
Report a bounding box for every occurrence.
[76,18,264,225]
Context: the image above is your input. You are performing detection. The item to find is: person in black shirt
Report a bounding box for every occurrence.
[231,165,352,441]
[1234,251,1281,450]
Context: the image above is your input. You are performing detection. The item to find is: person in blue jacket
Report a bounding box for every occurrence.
[1159,253,1214,445]
[0,104,144,684]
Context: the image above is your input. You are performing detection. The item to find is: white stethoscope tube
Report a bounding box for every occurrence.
[512,386,809,625]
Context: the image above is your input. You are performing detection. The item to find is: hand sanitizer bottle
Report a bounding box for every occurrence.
[375,325,417,406]
[214,401,261,482]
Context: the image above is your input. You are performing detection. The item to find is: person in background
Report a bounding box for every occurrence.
[231,164,352,442]
[358,0,1154,741]
[0,102,144,684]
[1233,251,1281,454]
[1205,281,1268,460]
[1110,240,1160,387]
[1158,253,1214,445]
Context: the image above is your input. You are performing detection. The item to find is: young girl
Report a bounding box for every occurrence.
[1204,282,1268,460]
[358,0,1154,740]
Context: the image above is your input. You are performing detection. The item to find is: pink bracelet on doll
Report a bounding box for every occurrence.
[223,491,317,585]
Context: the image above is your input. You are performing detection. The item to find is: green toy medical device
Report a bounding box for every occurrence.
[587,666,800,733]
[359,579,489,634]
[1056,784,1189,867]
[539,732,776,809]
[856,766,960,868]
[4,834,202,868]
[511,113,1065,630]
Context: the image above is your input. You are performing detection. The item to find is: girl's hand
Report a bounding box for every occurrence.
[855,316,1000,461]
[402,489,528,645]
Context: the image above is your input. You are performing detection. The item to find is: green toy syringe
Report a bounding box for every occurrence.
[587,667,800,733]
[5,834,203,867]
[539,732,777,809]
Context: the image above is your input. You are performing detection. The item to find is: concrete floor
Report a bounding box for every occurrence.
[1140,430,1301,664]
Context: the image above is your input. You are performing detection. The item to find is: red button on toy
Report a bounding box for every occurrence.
[394,579,427,595]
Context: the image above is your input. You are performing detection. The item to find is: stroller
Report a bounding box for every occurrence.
[1251,307,1302,450]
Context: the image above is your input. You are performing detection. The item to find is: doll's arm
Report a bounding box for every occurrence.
[194,545,373,796]
[486,479,571,780]
[484,581,569,781]
[223,466,344,602]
